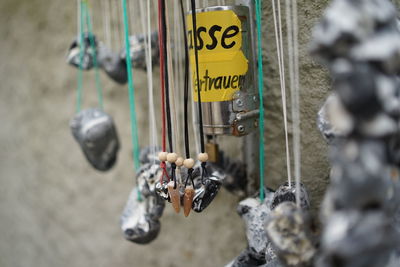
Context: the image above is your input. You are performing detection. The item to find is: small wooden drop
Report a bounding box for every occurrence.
[183,186,195,217]
[168,181,180,213]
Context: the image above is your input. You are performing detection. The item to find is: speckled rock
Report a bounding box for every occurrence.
[317,211,399,267]
[266,202,316,267]
[270,182,310,211]
[70,108,120,171]
[97,43,127,84]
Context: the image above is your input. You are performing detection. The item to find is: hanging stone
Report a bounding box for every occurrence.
[265,202,316,267]
[120,32,159,70]
[238,193,274,262]
[317,210,399,267]
[270,182,310,211]
[136,162,165,220]
[97,43,128,84]
[226,190,276,267]
[120,187,162,244]
[192,166,224,213]
[155,181,170,201]
[66,33,97,70]
[70,108,119,171]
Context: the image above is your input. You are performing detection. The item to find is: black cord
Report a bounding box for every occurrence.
[162,0,173,153]
[190,0,205,153]
[180,0,191,160]
[161,0,178,189]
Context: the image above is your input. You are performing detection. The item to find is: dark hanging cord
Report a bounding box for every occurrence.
[180,0,195,188]
[180,0,190,160]
[161,0,177,188]
[157,0,169,184]
[190,0,205,153]
[190,0,208,184]
[162,0,173,154]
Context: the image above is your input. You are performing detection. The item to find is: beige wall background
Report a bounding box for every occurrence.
[3,0,395,266]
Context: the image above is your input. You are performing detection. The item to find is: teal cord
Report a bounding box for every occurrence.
[255,0,265,202]
[84,4,104,110]
[121,0,142,201]
[76,0,85,113]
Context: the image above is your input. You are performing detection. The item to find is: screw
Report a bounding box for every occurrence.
[236,99,244,107]
[237,125,245,133]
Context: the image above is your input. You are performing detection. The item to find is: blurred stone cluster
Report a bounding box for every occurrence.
[312,0,400,266]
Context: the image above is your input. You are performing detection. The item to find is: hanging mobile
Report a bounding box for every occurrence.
[70,0,120,172]
[119,0,167,245]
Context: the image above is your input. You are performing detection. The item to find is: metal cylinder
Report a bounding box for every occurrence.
[188,5,259,136]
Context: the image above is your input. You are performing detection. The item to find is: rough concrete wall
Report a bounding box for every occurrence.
[262,0,332,214]
[0,0,348,266]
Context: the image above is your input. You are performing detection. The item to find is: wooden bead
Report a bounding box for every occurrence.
[198,153,209,162]
[175,157,184,167]
[183,158,195,169]
[167,153,178,163]
[158,152,168,162]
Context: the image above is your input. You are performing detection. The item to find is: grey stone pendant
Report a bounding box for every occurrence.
[265,202,316,267]
[270,182,310,211]
[226,189,276,267]
[192,166,224,213]
[120,32,159,70]
[67,33,97,70]
[97,44,128,84]
[120,157,166,245]
[120,187,162,244]
[70,108,119,171]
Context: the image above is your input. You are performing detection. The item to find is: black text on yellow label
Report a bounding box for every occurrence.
[188,10,248,102]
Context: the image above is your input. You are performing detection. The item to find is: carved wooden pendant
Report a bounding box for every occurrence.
[168,181,180,213]
[184,186,195,217]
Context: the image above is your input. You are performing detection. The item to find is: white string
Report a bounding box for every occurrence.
[285,0,302,205]
[102,0,112,48]
[173,0,184,184]
[138,0,158,163]
[110,0,120,49]
[116,0,123,49]
[292,0,302,207]
[272,0,292,187]
[77,0,81,41]
[165,2,181,155]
